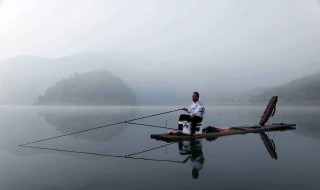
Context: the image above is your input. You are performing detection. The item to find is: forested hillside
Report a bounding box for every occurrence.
[37,70,137,105]
[247,72,320,104]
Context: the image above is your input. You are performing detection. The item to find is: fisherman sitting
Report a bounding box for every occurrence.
[179,91,205,135]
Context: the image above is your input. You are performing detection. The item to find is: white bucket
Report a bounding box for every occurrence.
[181,121,203,135]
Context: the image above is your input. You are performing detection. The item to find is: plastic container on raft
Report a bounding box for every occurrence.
[181,121,203,135]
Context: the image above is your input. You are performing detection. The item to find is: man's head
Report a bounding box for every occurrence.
[192,168,199,179]
[192,92,200,102]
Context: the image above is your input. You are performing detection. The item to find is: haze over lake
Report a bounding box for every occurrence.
[0,0,319,189]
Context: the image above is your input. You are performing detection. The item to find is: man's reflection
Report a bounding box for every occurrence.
[179,139,205,179]
[176,132,278,179]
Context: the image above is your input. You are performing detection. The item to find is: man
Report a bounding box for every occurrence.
[178,92,205,134]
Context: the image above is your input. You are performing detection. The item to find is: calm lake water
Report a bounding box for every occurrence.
[0,105,319,190]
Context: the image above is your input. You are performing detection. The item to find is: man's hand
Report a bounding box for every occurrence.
[190,114,195,119]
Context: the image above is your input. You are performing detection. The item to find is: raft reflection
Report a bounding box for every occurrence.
[176,132,279,179]
[260,132,277,160]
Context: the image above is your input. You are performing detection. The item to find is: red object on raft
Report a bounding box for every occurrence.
[259,96,278,126]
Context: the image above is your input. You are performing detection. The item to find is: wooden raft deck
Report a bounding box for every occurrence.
[151,123,296,142]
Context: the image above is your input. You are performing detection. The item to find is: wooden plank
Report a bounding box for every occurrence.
[150,123,296,142]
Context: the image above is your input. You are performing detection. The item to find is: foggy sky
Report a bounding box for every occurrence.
[0,0,319,60]
[0,0,320,104]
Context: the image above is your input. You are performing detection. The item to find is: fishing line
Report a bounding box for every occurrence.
[20,144,184,163]
[124,142,176,157]
[126,122,175,130]
[19,108,183,146]
[272,131,277,140]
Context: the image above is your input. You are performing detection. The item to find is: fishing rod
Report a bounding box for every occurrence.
[19,108,183,146]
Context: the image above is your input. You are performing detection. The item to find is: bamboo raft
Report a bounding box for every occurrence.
[151,123,296,142]
[151,96,296,142]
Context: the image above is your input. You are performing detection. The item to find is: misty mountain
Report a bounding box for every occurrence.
[0,52,189,105]
[1,52,320,105]
[0,54,110,104]
[242,72,320,104]
[231,86,273,103]
[37,70,137,106]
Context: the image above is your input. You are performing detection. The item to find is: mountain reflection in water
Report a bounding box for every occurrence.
[38,107,135,142]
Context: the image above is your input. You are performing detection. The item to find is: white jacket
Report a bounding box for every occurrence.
[187,100,205,118]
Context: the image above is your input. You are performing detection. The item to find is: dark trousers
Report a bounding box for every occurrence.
[178,114,203,134]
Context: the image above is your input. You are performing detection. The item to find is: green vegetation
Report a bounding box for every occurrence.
[247,72,320,104]
[37,70,137,105]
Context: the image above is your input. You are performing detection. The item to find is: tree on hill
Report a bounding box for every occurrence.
[37,70,137,105]
[247,72,320,104]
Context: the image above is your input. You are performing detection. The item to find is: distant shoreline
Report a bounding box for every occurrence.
[206,102,320,107]
[0,103,320,108]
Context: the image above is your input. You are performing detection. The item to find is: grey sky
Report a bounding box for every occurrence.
[0,0,319,104]
[0,0,319,60]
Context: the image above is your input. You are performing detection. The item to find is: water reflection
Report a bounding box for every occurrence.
[19,128,291,181]
[2,106,320,190]
[277,107,320,141]
[260,132,277,160]
[179,140,205,179]
[21,131,280,178]
[177,132,279,179]
[38,107,135,142]
[20,142,182,163]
